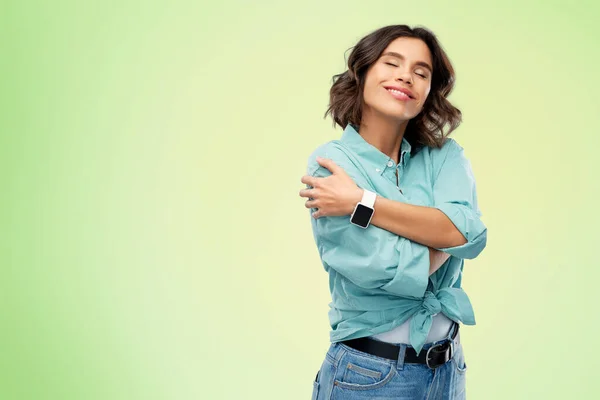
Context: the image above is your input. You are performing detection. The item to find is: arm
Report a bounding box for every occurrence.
[368,140,487,259]
[369,198,467,249]
[431,140,487,259]
[308,160,431,299]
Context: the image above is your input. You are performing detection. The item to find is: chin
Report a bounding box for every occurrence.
[366,99,414,121]
[378,106,414,121]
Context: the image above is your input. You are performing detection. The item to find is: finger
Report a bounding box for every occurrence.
[300,175,319,187]
[305,199,317,208]
[313,208,327,218]
[316,156,343,175]
[298,188,316,198]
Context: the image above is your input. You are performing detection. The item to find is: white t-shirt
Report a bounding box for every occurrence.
[370,312,454,344]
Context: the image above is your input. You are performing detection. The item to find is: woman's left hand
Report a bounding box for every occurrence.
[299,156,363,219]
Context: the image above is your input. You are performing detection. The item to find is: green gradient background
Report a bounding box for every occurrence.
[2,1,599,399]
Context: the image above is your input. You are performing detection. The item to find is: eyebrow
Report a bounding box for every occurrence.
[381,51,432,73]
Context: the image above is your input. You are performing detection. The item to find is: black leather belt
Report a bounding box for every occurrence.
[339,322,459,369]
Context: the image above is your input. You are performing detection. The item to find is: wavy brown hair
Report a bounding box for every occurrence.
[324,24,462,152]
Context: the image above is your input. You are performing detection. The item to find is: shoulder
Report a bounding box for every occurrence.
[429,137,463,160]
[306,140,354,177]
[427,137,469,179]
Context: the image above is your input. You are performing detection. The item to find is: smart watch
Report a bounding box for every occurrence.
[350,189,376,228]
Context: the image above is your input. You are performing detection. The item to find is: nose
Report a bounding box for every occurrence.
[395,68,413,85]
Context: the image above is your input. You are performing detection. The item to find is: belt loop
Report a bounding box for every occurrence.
[395,343,407,371]
[449,322,459,358]
[447,321,458,342]
[333,342,347,367]
[454,322,460,342]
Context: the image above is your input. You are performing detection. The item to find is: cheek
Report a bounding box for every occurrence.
[416,87,431,108]
[421,86,431,100]
[363,70,387,103]
[363,84,383,107]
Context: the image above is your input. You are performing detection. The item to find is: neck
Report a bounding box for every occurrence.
[358,108,408,164]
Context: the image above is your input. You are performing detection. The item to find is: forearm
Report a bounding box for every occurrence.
[371,195,467,249]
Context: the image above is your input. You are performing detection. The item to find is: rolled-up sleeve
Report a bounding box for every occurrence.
[307,160,430,299]
[433,140,487,260]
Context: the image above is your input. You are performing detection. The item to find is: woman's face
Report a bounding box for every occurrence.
[362,37,433,122]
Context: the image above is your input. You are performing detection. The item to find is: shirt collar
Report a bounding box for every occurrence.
[341,123,412,174]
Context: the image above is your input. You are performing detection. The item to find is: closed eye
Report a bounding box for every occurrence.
[385,62,427,79]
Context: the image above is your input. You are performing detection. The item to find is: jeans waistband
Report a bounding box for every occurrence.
[326,321,461,366]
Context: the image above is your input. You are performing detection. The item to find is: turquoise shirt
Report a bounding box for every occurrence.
[306,123,487,355]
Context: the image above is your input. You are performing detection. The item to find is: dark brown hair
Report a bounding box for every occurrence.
[324,24,462,151]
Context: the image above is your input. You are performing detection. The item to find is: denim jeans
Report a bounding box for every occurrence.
[311,323,467,399]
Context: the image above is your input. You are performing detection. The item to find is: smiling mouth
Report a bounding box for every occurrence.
[385,88,413,101]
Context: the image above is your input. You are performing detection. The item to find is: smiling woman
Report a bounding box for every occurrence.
[301,24,486,400]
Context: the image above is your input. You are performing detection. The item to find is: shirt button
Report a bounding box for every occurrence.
[375,168,381,173]
[387,161,394,167]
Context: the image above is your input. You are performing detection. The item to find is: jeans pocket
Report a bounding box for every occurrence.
[452,342,468,374]
[311,371,320,400]
[342,362,382,384]
[334,347,396,391]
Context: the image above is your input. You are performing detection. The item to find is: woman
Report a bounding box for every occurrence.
[299,24,487,399]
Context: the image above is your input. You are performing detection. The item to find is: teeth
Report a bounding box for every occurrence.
[387,88,410,98]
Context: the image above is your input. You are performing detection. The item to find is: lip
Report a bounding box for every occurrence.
[383,85,415,101]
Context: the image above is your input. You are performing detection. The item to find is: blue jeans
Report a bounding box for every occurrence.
[311,323,467,399]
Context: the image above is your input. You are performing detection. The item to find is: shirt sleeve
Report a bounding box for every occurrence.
[307,161,430,299]
[432,140,487,260]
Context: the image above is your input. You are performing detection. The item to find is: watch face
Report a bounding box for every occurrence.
[351,203,374,228]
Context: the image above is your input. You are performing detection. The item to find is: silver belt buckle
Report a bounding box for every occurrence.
[425,341,452,370]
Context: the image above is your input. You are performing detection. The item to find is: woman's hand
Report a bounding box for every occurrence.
[299,157,363,219]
